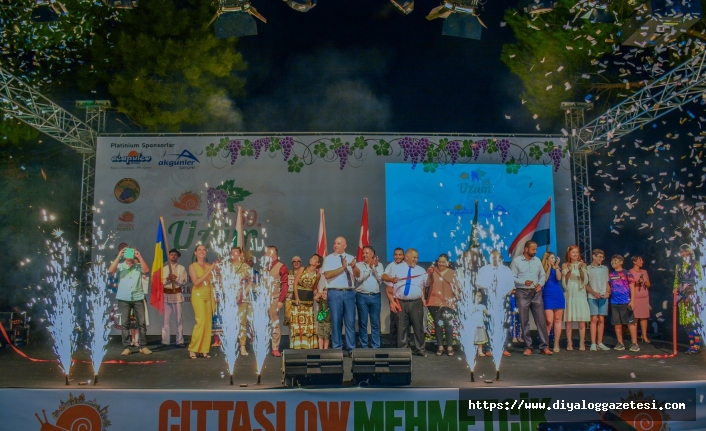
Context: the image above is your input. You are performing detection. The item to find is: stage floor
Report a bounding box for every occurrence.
[1,334,704,390]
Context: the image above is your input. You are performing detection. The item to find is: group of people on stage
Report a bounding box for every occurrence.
[106,235,704,359]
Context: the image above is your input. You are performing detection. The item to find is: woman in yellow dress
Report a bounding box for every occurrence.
[188,244,217,358]
[289,254,322,349]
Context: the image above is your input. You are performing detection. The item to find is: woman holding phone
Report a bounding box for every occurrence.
[188,244,218,358]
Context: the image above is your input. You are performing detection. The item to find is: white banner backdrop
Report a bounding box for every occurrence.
[94,135,574,335]
[2,382,704,430]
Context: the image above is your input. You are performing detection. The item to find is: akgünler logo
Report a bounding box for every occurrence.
[159,149,200,168]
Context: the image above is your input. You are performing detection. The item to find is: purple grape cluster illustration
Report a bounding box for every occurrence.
[226,140,243,164]
[496,139,511,163]
[252,137,271,159]
[473,139,488,161]
[409,138,430,168]
[446,141,461,165]
[207,187,228,220]
[398,136,414,161]
[335,144,351,169]
[280,136,295,161]
[549,147,563,172]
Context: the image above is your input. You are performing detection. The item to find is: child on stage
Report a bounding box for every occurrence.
[609,255,639,352]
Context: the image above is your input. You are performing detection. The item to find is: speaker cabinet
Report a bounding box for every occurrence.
[281,349,344,386]
[351,348,412,386]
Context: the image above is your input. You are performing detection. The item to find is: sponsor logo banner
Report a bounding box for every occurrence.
[2,383,703,431]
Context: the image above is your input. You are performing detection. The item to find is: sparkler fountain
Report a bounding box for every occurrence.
[86,216,115,385]
[455,251,478,382]
[251,255,273,384]
[208,212,242,385]
[44,230,79,385]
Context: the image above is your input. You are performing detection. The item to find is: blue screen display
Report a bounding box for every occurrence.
[385,163,558,262]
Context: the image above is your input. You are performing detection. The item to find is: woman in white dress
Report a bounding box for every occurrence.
[562,245,590,351]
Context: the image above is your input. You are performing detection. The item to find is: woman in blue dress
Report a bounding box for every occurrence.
[541,252,565,352]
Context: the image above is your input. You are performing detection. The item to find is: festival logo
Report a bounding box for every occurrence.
[35,393,111,431]
[110,150,152,167]
[618,390,670,431]
[172,191,203,217]
[458,170,492,195]
[158,149,200,169]
[114,178,140,204]
[117,211,135,231]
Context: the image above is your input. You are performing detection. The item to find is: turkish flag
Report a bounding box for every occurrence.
[357,198,370,261]
[317,208,328,258]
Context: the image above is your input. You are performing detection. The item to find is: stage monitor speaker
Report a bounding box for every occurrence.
[281,349,344,387]
[351,348,412,386]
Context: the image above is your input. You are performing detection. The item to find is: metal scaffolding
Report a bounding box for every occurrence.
[576,50,706,151]
[562,102,593,262]
[0,66,106,265]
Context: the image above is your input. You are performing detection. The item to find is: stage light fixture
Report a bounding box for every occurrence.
[522,0,556,15]
[31,0,68,23]
[212,0,266,39]
[284,0,316,12]
[426,0,487,40]
[102,0,138,9]
[390,0,414,14]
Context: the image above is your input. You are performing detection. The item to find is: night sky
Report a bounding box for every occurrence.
[233,0,538,133]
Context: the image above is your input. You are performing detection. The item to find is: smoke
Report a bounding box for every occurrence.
[244,48,392,131]
[205,93,245,131]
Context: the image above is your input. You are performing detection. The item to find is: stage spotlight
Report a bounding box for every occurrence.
[103,0,138,9]
[31,1,68,23]
[284,0,316,12]
[426,0,487,40]
[390,0,414,14]
[522,0,556,15]
[212,0,266,38]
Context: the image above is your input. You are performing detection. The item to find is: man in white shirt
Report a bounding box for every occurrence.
[161,248,188,347]
[322,236,357,356]
[476,250,514,357]
[354,245,384,348]
[384,247,405,347]
[509,240,552,356]
[382,248,429,357]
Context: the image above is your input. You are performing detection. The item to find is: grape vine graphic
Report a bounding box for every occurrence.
[203,135,567,174]
[206,180,252,220]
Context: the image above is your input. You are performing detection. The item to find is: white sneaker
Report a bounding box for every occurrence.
[590,344,597,351]
[598,343,611,351]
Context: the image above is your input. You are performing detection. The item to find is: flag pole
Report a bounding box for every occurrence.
[160,216,175,289]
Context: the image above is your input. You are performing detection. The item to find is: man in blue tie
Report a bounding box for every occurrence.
[322,236,357,356]
[382,248,429,357]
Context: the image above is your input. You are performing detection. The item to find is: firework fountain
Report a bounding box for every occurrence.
[455,251,478,382]
[44,229,79,385]
[86,216,115,385]
[208,211,242,385]
[251,255,273,384]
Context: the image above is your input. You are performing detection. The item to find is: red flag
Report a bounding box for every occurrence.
[357,198,370,261]
[317,208,328,258]
[508,197,552,259]
[235,206,244,249]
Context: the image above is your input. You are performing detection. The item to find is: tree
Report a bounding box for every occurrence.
[501,0,680,123]
[99,0,247,131]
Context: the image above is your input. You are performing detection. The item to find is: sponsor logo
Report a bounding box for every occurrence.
[114,178,140,204]
[111,150,152,165]
[172,191,203,217]
[117,211,135,231]
[35,393,111,430]
[458,169,492,195]
[159,149,199,168]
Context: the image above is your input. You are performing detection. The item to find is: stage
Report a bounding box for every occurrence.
[1,334,704,390]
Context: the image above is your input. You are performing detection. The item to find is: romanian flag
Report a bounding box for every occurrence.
[150,220,167,314]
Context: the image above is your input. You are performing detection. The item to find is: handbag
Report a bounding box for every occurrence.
[317,301,329,322]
